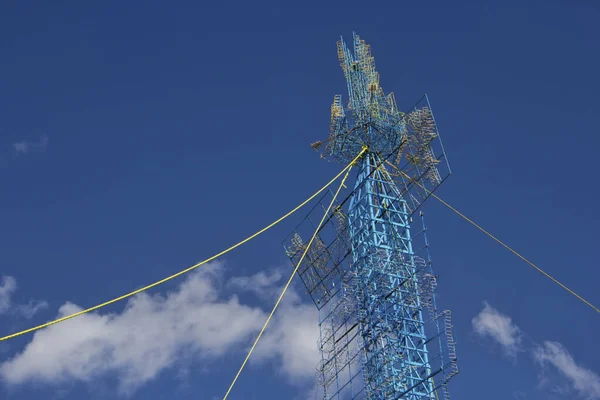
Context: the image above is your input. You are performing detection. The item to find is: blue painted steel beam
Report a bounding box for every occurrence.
[283,33,458,399]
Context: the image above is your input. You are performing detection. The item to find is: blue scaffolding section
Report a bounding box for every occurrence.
[284,33,458,399]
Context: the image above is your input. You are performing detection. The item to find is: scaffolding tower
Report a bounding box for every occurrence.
[284,33,458,399]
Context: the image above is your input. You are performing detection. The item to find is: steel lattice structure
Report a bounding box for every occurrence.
[284,33,458,399]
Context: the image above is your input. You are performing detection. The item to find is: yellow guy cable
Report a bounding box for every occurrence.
[0,148,367,342]
[431,376,440,400]
[428,189,600,314]
[384,161,600,315]
[222,150,363,400]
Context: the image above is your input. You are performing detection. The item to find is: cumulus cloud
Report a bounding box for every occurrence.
[247,279,320,382]
[232,273,362,400]
[13,300,49,319]
[227,268,284,300]
[13,134,48,155]
[471,303,600,399]
[255,303,319,382]
[534,341,600,400]
[0,262,320,396]
[225,266,321,382]
[472,302,522,356]
[0,275,47,319]
[0,276,17,314]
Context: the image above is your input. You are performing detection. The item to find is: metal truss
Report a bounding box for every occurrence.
[283,32,458,399]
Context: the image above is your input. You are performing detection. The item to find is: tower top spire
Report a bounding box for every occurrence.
[318,33,451,216]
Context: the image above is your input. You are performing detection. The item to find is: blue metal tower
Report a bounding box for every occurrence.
[284,33,458,399]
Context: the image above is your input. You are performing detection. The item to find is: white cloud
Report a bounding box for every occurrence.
[13,142,28,153]
[534,341,600,400]
[261,304,319,381]
[239,274,362,400]
[0,262,320,396]
[472,302,522,356]
[471,303,600,399]
[251,284,320,382]
[13,134,48,155]
[0,276,17,314]
[225,267,321,382]
[227,268,284,300]
[14,300,49,319]
[0,275,47,319]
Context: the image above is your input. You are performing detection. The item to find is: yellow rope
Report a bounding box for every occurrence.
[428,190,600,314]
[222,149,364,400]
[432,377,440,400]
[0,150,366,342]
[386,162,599,314]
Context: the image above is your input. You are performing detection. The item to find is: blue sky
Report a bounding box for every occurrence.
[1,1,599,399]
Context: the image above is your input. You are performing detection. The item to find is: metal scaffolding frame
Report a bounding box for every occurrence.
[284,33,458,399]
